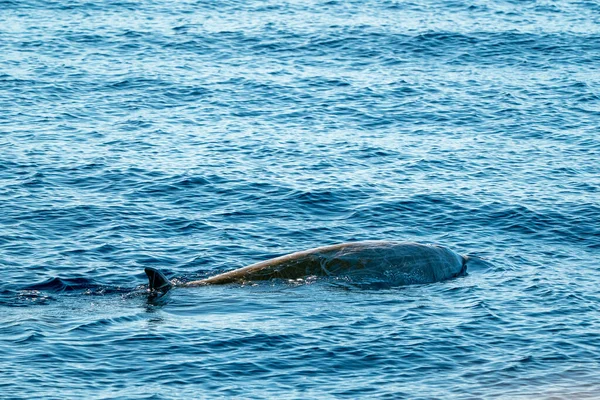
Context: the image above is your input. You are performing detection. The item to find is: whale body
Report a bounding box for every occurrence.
[145,241,468,292]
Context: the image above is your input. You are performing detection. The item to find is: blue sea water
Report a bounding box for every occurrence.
[1,0,600,398]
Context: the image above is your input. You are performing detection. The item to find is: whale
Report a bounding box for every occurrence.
[145,241,468,293]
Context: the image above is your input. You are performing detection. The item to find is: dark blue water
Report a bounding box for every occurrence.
[2,0,600,398]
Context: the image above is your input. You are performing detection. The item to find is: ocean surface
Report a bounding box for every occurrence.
[1,0,600,398]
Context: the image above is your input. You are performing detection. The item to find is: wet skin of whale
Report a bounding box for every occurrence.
[145,241,468,292]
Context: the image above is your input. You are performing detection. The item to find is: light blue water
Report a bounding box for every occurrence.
[1,0,600,398]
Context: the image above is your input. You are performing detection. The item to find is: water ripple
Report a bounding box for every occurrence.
[2,0,600,398]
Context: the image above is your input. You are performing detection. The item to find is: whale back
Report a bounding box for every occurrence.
[195,241,466,286]
[312,242,466,285]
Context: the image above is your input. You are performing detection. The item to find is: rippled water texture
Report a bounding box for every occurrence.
[1,0,600,398]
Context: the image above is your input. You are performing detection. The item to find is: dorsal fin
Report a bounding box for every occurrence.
[145,267,173,292]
